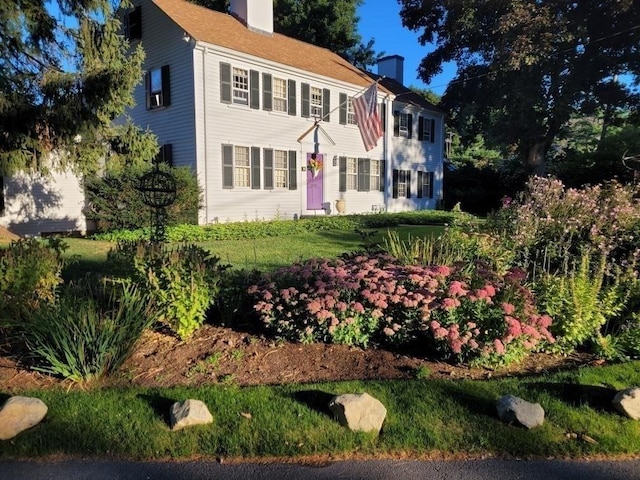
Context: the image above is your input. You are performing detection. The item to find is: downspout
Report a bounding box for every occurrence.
[201,46,209,223]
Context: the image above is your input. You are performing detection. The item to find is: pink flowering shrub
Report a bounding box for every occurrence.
[488,176,640,273]
[248,254,555,366]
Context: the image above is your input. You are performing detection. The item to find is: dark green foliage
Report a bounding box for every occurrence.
[92,210,473,242]
[1,0,156,175]
[84,163,202,232]
[400,0,640,174]
[9,279,154,382]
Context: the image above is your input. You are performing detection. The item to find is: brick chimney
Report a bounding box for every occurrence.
[230,0,274,35]
[377,55,404,85]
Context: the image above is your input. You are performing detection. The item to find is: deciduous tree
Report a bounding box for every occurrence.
[399,0,640,175]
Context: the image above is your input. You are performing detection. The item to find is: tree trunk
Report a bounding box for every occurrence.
[527,141,548,176]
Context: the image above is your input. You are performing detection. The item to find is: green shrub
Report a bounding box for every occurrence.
[92,210,475,242]
[84,163,202,232]
[10,279,153,382]
[535,252,623,352]
[382,228,514,275]
[108,241,227,339]
[0,237,67,321]
[212,268,264,327]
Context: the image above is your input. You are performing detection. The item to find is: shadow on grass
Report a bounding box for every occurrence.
[292,390,336,417]
[438,383,497,418]
[137,393,178,424]
[527,382,617,412]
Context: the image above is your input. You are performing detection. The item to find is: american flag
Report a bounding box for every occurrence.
[353,82,383,152]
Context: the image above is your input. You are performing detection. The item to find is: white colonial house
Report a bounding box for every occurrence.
[0,0,445,235]
[123,0,444,224]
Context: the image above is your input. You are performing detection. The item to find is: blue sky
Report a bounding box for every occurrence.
[357,0,456,94]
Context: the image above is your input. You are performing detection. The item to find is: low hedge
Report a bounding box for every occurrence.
[91,210,475,242]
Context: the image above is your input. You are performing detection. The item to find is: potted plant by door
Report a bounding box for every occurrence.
[335,195,346,214]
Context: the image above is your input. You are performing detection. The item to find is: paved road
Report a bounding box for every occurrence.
[2,458,640,480]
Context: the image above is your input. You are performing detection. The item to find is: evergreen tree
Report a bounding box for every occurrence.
[0,0,156,176]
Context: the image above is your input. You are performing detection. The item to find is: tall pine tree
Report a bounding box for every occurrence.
[0,0,156,176]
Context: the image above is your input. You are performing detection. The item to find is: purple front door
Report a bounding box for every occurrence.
[306,153,324,210]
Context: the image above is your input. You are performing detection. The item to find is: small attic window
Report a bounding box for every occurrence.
[124,6,142,40]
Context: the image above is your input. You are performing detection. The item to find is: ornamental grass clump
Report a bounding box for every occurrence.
[248,253,555,367]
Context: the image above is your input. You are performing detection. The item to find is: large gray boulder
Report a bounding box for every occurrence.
[496,394,545,429]
[613,387,640,420]
[0,396,48,440]
[328,392,387,434]
[170,399,213,431]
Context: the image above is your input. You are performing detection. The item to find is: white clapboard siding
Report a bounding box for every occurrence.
[1,169,86,237]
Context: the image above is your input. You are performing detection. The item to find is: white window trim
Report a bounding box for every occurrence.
[370,159,380,191]
[347,97,356,125]
[274,149,289,189]
[273,77,287,113]
[399,113,409,137]
[234,145,251,188]
[310,86,322,118]
[346,157,357,191]
[233,67,249,105]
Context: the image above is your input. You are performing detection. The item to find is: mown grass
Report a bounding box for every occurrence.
[2,361,639,460]
[61,225,444,276]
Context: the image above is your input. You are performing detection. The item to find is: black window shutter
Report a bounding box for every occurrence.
[322,88,330,121]
[339,93,347,125]
[379,159,386,192]
[263,149,274,190]
[251,146,261,189]
[406,170,411,198]
[288,151,297,190]
[417,171,423,198]
[393,111,399,137]
[262,73,272,111]
[222,144,233,188]
[163,144,173,166]
[429,171,434,198]
[339,156,347,192]
[145,71,151,110]
[392,169,399,198]
[407,114,413,139]
[128,6,142,40]
[357,158,370,191]
[288,79,296,115]
[301,83,310,118]
[220,62,232,104]
[380,102,386,132]
[418,116,424,141]
[249,70,260,109]
[161,65,171,107]
[430,120,436,143]
[0,175,4,215]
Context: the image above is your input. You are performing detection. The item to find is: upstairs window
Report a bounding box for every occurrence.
[347,97,356,125]
[310,87,323,118]
[233,68,249,105]
[124,6,141,40]
[393,111,412,138]
[419,117,436,143]
[273,77,287,112]
[146,65,170,110]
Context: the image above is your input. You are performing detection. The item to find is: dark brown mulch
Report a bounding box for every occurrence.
[0,324,596,392]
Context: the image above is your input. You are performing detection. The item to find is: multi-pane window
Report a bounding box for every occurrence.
[274,150,288,188]
[346,157,357,190]
[347,97,356,124]
[234,146,250,187]
[397,170,408,198]
[310,87,322,117]
[399,113,409,137]
[273,77,287,112]
[370,160,381,191]
[422,118,434,142]
[233,67,249,105]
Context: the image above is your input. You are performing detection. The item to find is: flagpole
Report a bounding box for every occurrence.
[297,76,385,143]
